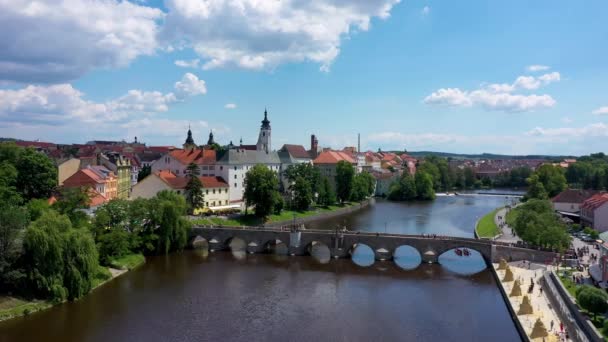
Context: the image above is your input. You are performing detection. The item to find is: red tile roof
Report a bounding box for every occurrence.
[582,193,608,211]
[313,151,356,164]
[169,149,216,165]
[15,140,56,149]
[156,171,228,189]
[552,189,600,204]
[281,144,311,159]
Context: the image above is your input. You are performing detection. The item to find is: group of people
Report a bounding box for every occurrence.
[497,214,516,236]
[548,320,569,341]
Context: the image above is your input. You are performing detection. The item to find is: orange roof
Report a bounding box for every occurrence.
[156,170,228,189]
[313,151,356,164]
[87,188,107,207]
[582,193,608,211]
[48,196,58,205]
[169,149,216,165]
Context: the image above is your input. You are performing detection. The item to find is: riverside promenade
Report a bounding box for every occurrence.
[494,262,571,341]
[495,207,522,244]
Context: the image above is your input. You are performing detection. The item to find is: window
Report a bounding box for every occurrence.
[234,183,237,187]
[212,201,215,206]
[263,132,265,136]
[234,175,237,179]
[213,189,216,194]
[206,190,209,194]
[176,190,181,194]
[209,166,215,170]
[175,170,179,174]
[220,166,223,170]
[234,166,237,170]
[225,189,228,193]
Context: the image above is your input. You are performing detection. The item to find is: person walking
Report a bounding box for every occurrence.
[550,320,554,331]
[560,321,563,333]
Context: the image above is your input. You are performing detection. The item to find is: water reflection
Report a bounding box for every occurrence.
[394,245,422,270]
[309,241,331,264]
[351,244,375,267]
[438,248,487,275]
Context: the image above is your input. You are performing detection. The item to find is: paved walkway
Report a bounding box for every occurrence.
[496,262,571,341]
[495,207,521,244]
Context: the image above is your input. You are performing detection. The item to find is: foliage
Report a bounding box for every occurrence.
[583,227,600,239]
[62,229,98,300]
[137,165,152,182]
[185,163,204,214]
[335,161,355,203]
[96,229,131,265]
[388,172,417,201]
[525,174,548,200]
[26,199,50,221]
[512,199,571,250]
[284,163,322,195]
[23,212,71,301]
[415,171,436,200]
[15,148,57,201]
[292,176,313,210]
[350,172,375,201]
[576,285,608,318]
[317,176,336,206]
[52,187,91,227]
[534,164,567,197]
[243,165,281,218]
[0,205,29,291]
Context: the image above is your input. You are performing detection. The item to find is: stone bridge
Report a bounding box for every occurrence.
[190,226,558,266]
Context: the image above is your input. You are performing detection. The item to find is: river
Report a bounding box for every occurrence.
[0,193,523,342]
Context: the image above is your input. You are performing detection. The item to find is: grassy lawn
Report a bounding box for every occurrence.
[92,265,113,288]
[0,296,53,321]
[109,253,145,271]
[558,269,578,297]
[476,209,500,238]
[193,202,357,227]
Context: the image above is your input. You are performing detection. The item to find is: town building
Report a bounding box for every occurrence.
[99,152,132,199]
[256,109,271,153]
[63,165,118,204]
[278,144,313,191]
[151,131,217,177]
[131,170,230,212]
[551,189,600,214]
[313,150,357,189]
[372,170,400,196]
[57,158,81,186]
[581,193,608,232]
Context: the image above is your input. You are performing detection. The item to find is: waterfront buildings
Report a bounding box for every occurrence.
[63,165,118,205]
[581,193,608,232]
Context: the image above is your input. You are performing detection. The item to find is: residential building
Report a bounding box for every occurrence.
[100,152,132,199]
[57,158,81,185]
[63,165,117,202]
[131,170,230,212]
[313,150,357,189]
[216,148,281,203]
[372,170,399,196]
[581,193,608,232]
[278,144,313,191]
[551,189,600,214]
[152,147,217,177]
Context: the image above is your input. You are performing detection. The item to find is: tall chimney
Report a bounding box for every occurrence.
[357,133,360,153]
[311,134,318,158]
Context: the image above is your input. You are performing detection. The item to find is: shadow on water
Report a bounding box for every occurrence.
[438,248,487,275]
[394,245,422,270]
[351,243,375,267]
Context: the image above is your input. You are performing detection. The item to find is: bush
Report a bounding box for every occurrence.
[576,285,608,318]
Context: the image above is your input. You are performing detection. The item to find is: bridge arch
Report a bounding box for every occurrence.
[437,247,487,274]
[265,239,288,255]
[350,243,375,267]
[393,245,422,270]
[306,241,331,264]
[225,236,247,252]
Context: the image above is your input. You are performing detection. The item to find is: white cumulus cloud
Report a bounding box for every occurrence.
[225,103,237,109]
[174,73,207,98]
[527,65,551,72]
[0,0,163,83]
[593,107,608,115]
[424,71,559,112]
[161,0,401,72]
[175,59,201,69]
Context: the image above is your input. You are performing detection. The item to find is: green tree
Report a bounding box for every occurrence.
[0,205,29,290]
[317,176,336,206]
[335,161,355,203]
[53,187,91,227]
[525,174,548,200]
[185,163,204,214]
[243,165,281,218]
[23,211,71,300]
[388,173,417,201]
[63,229,99,300]
[0,162,21,204]
[350,174,368,202]
[284,163,322,195]
[292,176,312,210]
[15,148,57,200]
[26,198,51,221]
[415,171,436,200]
[576,286,608,318]
[464,167,476,188]
[137,165,152,182]
[534,164,567,197]
[512,199,571,250]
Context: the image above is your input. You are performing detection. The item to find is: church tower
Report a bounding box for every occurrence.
[207,130,215,145]
[256,108,271,153]
[183,126,196,150]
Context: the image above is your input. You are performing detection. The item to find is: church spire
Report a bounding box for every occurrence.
[183,125,195,150]
[207,130,215,145]
[261,108,270,129]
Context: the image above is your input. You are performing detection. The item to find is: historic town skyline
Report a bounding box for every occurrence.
[1,1,607,155]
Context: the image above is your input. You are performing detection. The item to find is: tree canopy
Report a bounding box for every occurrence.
[335,161,354,203]
[244,165,281,218]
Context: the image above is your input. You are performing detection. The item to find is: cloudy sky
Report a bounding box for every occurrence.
[0,0,607,155]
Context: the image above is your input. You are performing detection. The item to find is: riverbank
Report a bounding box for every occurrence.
[192,199,371,227]
[476,208,500,238]
[0,253,145,323]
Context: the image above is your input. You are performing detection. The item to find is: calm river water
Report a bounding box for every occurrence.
[0,193,522,342]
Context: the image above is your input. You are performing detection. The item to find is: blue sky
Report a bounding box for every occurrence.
[1,0,607,155]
